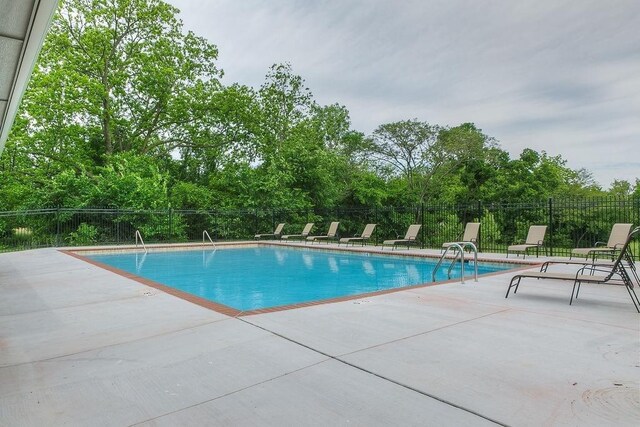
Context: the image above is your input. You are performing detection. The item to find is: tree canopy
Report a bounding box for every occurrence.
[0,0,636,213]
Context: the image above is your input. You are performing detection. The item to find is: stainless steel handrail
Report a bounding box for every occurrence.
[203,230,216,249]
[135,230,147,253]
[433,242,478,283]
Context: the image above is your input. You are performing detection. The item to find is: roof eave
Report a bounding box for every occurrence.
[0,0,59,154]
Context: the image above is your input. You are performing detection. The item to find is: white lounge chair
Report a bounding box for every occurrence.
[339,224,376,246]
[442,222,480,251]
[507,225,547,258]
[307,222,340,244]
[382,224,421,250]
[281,223,314,240]
[506,226,640,312]
[571,223,633,260]
[254,223,285,240]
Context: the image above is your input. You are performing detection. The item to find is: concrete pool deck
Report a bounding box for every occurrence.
[1,245,638,426]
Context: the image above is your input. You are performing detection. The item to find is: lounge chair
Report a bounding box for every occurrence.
[281,223,314,240]
[507,225,547,258]
[382,224,421,250]
[442,222,480,251]
[307,222,340,244]
[254,223,285,240]
[570,223,633,260]
[339,223,377,246]
[505,226,640,312]
[537,253,640,288]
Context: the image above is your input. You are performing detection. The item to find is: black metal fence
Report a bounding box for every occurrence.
[1,197,638,259]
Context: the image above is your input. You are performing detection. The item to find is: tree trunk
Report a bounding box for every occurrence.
[101,74,113,155]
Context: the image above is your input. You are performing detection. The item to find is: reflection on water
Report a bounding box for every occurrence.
[202,250,216,268]
[405,264,420,283]
[302,253,314,269]
[328,256,339,273]
[135,251,147,274]
[274,249,287,266]
[362,260,375,276]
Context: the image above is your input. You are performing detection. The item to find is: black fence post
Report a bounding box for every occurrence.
[55,207,60,247]
[116,207,120,244]
[548,197,553,257]
[213,209,218,240]
[477,200,482,251]
[169,208,173,242]
[374,205,379,245]
[255,208,258,236]
[421,202,425,249]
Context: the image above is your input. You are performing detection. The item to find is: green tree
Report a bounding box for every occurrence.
[19,0,222,161]
[258,63,315,159]
[608,180,633,196]
[438,123,503,203]
[483,149,580,202]
[365,120,439,203]
[2,0,226,210]
[365,120,492,204]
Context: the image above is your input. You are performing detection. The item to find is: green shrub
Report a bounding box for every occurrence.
[66,223,98,246]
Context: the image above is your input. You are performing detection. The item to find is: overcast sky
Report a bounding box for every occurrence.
[166,0,640,188]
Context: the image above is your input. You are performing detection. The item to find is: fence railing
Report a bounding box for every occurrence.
[1,197,638,259]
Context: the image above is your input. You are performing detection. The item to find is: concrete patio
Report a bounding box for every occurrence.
[1,245,638,426]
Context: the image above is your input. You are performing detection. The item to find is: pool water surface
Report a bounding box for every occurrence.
[87,246,515,311]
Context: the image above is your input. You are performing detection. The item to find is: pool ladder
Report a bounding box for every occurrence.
[432,242,478,284]
[203,230,216,250]
[135,230,147,253]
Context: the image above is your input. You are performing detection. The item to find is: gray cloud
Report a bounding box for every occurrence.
[167,0,640,187]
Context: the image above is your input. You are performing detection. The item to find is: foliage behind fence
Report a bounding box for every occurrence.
[1,197,638,259]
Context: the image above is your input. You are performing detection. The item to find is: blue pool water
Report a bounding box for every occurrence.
[88,247,514,311]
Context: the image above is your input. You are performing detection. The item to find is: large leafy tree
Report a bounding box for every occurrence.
[365,119,485,204]
[257,63,315,160]
[482,149,578,201]
[2,0,224,209]
[46,0,222,157]
[438,123,505,203]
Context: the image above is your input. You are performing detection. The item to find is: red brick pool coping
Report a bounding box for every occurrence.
[62,242,539,317]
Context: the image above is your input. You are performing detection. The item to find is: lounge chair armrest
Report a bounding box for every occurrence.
[593,241,607,247]
[577,265,592,276]
[579,264,614,275]
[540,261,552,272]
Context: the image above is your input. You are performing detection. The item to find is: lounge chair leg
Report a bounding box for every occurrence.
[570,281,580,305]
[624,282,640,313]
[506,277,520,298]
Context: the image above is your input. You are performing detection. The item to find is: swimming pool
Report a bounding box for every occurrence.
[87,246,515,312]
